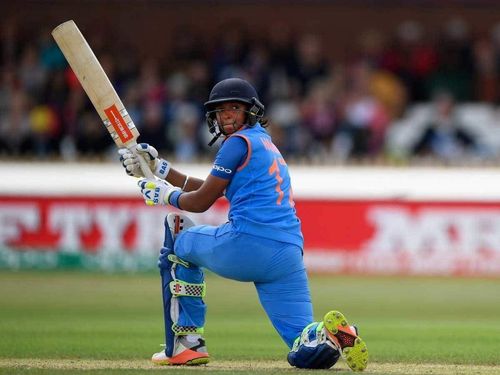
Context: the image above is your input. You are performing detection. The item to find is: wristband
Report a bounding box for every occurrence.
[168,190,183,209]
[155,159,171,180]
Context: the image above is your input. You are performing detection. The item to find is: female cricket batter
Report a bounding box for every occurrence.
[119,78,368,370]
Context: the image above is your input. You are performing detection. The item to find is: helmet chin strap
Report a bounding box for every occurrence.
[207,109,250,146]
[207,119,239,146]
[207,132,222,147]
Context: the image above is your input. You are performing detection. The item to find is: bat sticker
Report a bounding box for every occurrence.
[104,104,134,143]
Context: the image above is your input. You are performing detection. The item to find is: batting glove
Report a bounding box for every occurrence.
[138,178,181,206]
[118,143,171,179]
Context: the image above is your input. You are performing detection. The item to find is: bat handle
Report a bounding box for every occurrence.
[129,143,155,179]
[137,153,155,179]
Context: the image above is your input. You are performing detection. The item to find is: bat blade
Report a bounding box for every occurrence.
[52,20,154,179]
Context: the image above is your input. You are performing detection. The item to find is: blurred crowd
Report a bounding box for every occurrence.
[2,17,500,164]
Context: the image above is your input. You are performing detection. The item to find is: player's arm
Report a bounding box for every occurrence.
[175,136,246,212]
[136,137,247,212]
[163,168,205,192]
[175,174,228,212]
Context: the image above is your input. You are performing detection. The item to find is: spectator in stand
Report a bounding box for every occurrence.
[185,60,211,104]
[332,63,390,160]
[0,86,31,155]
[352,30,408,120]
[291,33,329,95]
[266,25,302,104]
[18,44,47,100]
[268,24,296,72]
[370,69,407,122]
[411,90,484,161]
[381,20,438,102]
[0,19,20,67]
[478,22,500,102]
[243,43,271,100]
[139,101,169,154]
[42,69,68,121]
[167,102,202,162]
[267,93,304,158]
[352,29,387,72]
[0,67,17,153]
[300,80,337,157]
[472,34,498,103]
[426,17,474,102]
[26,103,60,157]
[122,82,143,135]
[164,73,193,153]
[139,58,166,105]
[38,28,67,72]
[59,88,87,160]
[75,110,113,156]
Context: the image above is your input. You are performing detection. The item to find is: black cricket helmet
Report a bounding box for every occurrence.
[204,78,265,146]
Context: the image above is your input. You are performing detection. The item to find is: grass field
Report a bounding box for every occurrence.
[1,271,499,374]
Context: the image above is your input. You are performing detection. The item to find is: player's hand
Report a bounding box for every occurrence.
[118,143,171,179]
[138,178,180,206]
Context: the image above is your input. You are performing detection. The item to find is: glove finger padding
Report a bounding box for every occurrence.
[118,145,170,179]
[138,178,180,206]
[123,157,137,167]
[118,148,142,177]
[136,143,159,161]
[138,180,160,206]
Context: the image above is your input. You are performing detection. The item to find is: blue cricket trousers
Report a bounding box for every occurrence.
[173,221,313,348]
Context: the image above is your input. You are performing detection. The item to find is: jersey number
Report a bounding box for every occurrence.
[268,157,294,206]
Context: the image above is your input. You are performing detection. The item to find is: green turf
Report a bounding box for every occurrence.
[0,271,499,374]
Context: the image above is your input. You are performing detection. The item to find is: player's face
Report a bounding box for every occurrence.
[215,102,248,135]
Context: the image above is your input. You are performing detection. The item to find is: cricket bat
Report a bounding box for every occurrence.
[52,20,154,179]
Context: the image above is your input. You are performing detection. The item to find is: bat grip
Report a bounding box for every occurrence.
[129,144,155,179]
[137,153,155,179]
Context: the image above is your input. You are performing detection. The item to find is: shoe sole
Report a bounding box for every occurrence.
[323,310,368,372]
[181,357,210,365]
[152,358,210,366]
[152,354,209,366]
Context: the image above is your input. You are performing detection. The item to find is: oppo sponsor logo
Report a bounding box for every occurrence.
[213,164,232,174]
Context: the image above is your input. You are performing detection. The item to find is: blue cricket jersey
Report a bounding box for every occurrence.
[210,123,303,247]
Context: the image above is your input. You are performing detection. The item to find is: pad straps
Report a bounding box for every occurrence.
[170,279,206,297]
[172,324,204,335]
[168,254,190,268]
[168,254,206,297]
